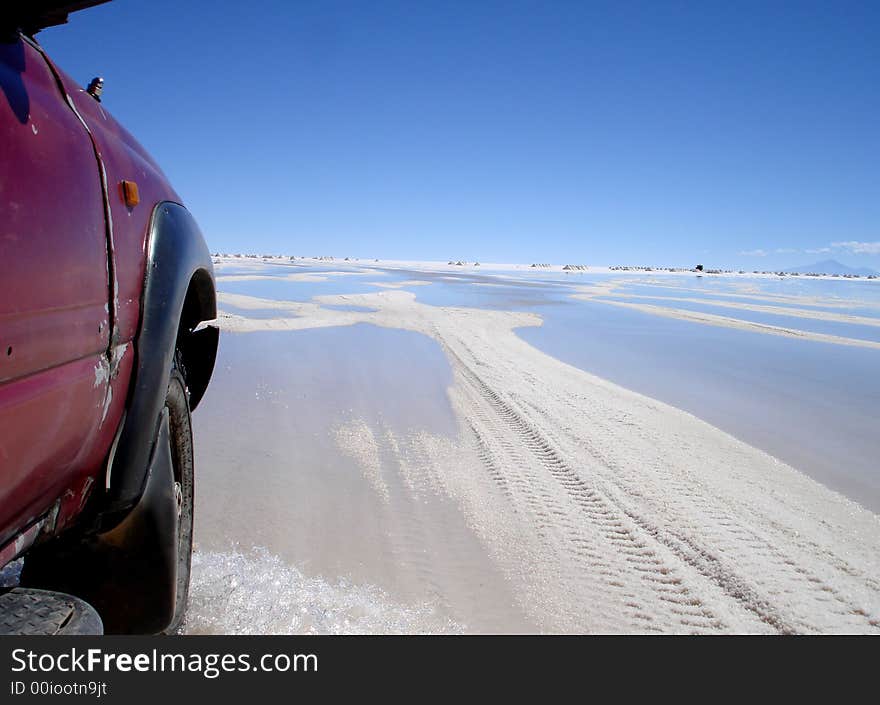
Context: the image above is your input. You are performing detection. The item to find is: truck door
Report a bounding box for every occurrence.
[0,34,110,548]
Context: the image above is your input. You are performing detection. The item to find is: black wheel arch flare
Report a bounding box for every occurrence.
[101,201,218,527]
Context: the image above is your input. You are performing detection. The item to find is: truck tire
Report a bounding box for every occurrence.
[20,351,195,634]
[162,354,194,634]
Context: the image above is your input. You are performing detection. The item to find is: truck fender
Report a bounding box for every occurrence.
[103,201,217,523]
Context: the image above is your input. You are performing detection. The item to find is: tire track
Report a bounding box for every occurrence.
[534,391,880,632]
[460,392,662,631]
[445,343,758,632]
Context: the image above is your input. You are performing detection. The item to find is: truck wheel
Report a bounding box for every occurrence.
[20,352,195,634]
[162,355,194,634]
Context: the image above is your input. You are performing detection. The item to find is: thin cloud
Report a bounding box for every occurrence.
[831,241,880,255]
[738,241,880,258]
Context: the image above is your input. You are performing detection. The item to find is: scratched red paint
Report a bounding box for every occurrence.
[0,34,180,557]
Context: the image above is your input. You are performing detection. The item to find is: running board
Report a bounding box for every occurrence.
[0,587,103,635]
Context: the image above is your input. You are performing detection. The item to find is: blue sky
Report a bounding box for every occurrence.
[40,0,879,269]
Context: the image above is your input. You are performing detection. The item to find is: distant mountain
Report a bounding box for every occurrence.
[784,259,879,276]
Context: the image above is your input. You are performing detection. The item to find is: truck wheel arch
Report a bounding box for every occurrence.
[102,201,217,527]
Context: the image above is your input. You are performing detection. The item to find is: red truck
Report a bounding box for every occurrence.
[0,1,218,634]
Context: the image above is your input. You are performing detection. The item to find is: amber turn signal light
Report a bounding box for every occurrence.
[120,180,139,207]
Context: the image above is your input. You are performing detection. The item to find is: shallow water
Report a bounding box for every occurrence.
[202,262,880,632]
[184,547,463,634]
[631,273,880,302]
[600,295,880,343]
[217,276,383,302]
[620,283,880,317]
[519,299,880,511]
[212,264,880,513]
[191,324,536,633]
